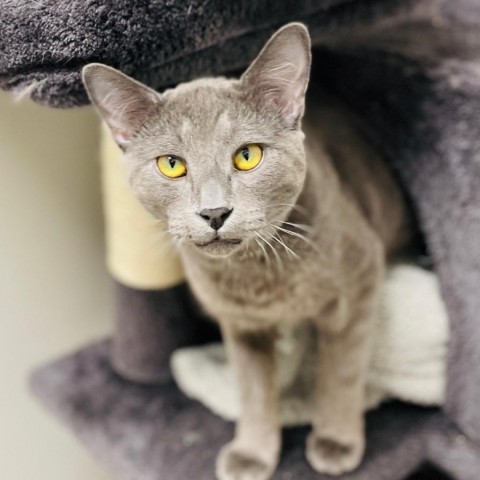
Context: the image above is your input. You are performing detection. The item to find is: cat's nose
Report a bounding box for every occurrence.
[199,207,233,231]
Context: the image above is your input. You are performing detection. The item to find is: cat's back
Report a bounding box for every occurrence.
[303,85,416,258]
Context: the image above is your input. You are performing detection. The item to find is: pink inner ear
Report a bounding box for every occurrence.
[282,82,305,125]
[112,127,131,147]
[259,54,309,126]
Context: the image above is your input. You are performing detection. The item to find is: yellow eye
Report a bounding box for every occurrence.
[233,144,263,171]
[156,155,187,178]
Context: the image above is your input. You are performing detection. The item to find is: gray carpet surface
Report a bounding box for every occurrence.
[0,0,350,107]
[32,339,473,480]
[1,0,478,108]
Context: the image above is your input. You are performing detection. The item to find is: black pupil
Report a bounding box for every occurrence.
[169,157,176,168]
[242,148,250,161]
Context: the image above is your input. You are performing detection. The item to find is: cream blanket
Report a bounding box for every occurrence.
[171,264,449,426]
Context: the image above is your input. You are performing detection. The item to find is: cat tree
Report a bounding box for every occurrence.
[1,0,479,479]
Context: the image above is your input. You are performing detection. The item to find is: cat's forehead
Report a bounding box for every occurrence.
[162,78,246,133]
[162,77,283,139]
[135,77,284,155]
[178,111,233,140]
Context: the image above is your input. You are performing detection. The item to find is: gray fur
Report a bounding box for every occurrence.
[83,24,414,480]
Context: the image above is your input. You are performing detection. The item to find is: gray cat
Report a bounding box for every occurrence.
[83,23,414,480]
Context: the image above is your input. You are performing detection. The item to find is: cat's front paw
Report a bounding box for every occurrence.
[306,432,365,476]
[216,442,276,480]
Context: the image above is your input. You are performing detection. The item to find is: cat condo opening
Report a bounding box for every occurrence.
[1,1,479,479]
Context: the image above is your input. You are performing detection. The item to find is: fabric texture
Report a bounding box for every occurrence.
[2,0,478,478]
[0,0,349,107]
[111,281,221,384]
[31,341,470,480]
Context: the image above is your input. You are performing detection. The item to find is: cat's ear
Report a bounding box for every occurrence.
[241,23,311,127]
[82,64,160,148]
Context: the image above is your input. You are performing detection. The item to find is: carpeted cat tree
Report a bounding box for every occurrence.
[1,0,479,479]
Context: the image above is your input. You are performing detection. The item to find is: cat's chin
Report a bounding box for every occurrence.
[193,237,244,257]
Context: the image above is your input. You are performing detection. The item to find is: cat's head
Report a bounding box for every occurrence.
[83,23,311,257]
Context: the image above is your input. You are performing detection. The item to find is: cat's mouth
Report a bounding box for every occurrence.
[193,235,244,257]
[195,236,243,248]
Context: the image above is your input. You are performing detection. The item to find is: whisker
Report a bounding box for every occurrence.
[271,233,300,259]
[256,230,284,272]
[281,221,314,233]
[268,223,318,251]
[143,230,179,259]
[254,235,271,269]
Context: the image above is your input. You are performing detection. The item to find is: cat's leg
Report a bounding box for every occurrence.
[216,325,280,480]
[306,295,377,476]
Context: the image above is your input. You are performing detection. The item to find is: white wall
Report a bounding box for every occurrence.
[0,92,113,480]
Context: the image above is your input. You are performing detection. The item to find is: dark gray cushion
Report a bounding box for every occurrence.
[0,0,349,107]
[33,340,474,480]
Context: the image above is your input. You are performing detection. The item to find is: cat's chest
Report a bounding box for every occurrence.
[183,252,335,328]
